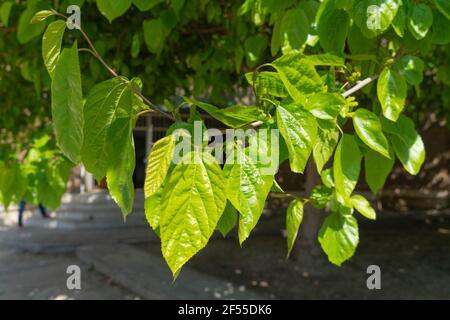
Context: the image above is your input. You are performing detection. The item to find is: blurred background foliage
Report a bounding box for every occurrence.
[0,0,449,208]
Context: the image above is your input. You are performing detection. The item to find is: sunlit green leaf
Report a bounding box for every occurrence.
[351,194,376,220]
[187,98,262,128]
[81,78,133,180]
[30,10,55,24]
[286,199,304,257]
[272,53,324,104]
[106,117,135,218]
[277,104,318,173]
[408,4,433,40]
[313,128,339,173]
[42,20,66,77]
[160,151,226,276]
[333,134,362,200]
[316,0,350,54]
[381,115,425,175]
[319,211,359,266]
[364,148,394,194]
[224,147,273,244]
[144,135,175,199]
[377,68,407,122]
[395,55,425,85]
[352,108,390,158]
[51,42,83,164]
[216,202,238,238]
[353,0,400,38]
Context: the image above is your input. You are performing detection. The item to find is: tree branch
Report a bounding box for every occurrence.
[58,11,380,127]
[248,74,380,130]
[77,24,176,121]
[342,74,379,98]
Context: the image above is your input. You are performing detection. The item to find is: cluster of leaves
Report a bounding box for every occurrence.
[1,0,449,277]
[0,135,72,210]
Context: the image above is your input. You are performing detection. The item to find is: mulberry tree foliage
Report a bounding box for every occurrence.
[1,0,449,277]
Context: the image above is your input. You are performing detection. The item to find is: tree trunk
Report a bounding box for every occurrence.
[292,159,325,260]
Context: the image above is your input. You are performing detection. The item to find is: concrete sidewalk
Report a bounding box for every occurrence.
[0,249,139,300]
[0,191,265,300]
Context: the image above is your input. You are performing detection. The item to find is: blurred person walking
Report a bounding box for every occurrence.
[18,200,50,227]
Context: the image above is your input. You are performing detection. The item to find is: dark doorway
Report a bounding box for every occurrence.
[133,131,147,189]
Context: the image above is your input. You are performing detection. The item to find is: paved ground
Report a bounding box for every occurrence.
[1,191,449,300]
[0,249,139,300]
[0,192,147,300]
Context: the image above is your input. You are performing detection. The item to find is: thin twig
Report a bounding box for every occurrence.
[75,23,175,121]
[342,74,379,98]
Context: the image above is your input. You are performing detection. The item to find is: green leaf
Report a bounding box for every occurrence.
[160,151,226,276]
[353,0,400,38]
[245,71,288,98]
[351,194,376,220]
[42,20,66,77]
[352,108,390,158]
[305,93,345,120]
[143,18,165,54]
[51,42,83,164]
[335,0,354,10]
[244,35,268,68]
[171,0,185,16]
[316,0,350,54]
[392,4,406,37]
[272,53,324,104]
[434,0,450,20]
[144,183,165,234]
[286,199,304,257]
[0,1,13,26]
[408,4,433,40]
[131,34,141,58]
[278,7,309,53]
[238,0,255,16]
[395,55,425,86]
[133,0,163,12]
[364,148,394,194]
[271,179,285,193]
[37,158,72,210]
[216,202,238,238]
[381,115,425,175]
[277,104,318,173]
[271,17,283,57]
[333,134,362,200]
[106,117,135,218]
[81,78,132,180]
[186,98,262,128]
[144,135,175,199]
[347,23,377,54]
[17,8,47,44]
[96,0,132,22]
[319,211,359,266]
[309,185,333,209]
[313,128,339,173]
[0,163,27,209]
[430,11,450,45]
[30,10,55,24]
[303,54,345,67]
[321,168,335,188]
[223,147,273,244]
[377,68,407,122]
